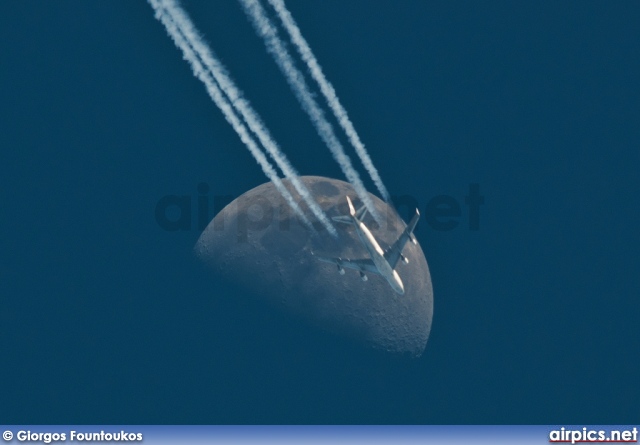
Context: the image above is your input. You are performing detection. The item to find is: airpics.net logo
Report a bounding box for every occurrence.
[153,182,485,234]
[549,427,638,444]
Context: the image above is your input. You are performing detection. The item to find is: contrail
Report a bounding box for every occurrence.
[156,0,337,237]
[238,0,382,223]
[148,0,314,231]
[267,0,391,203]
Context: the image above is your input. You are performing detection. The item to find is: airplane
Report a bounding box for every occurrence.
[315,196,420,295]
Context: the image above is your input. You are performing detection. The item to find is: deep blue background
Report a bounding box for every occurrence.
[1,1,638,423]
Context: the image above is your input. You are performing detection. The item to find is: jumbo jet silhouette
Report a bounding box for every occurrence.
[316,196,419,295]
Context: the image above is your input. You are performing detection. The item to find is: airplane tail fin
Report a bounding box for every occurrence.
[346,196,356,217]
[333,196,367,224]
[346,196,370,221]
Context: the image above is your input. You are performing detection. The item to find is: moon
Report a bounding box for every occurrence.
[195,176,433,357]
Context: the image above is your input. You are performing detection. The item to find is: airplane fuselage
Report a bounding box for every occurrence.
[351,214,405,295]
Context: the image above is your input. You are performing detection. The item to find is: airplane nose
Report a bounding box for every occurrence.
[392,270,405,295]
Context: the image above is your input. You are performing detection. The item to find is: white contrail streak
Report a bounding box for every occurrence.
[267,0,391,203]
[157,0,337,236]
[238,0,382,223]
[148,0,315,231]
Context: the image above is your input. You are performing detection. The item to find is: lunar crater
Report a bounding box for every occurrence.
[195,176,433,357]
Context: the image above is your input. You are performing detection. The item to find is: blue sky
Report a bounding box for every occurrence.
[1,0,638,423]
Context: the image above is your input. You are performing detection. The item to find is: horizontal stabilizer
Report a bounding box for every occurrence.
[355,204,367,221]
[331,215,353,224]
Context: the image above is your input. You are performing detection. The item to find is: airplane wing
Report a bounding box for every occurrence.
[384,209,420,269]
[316,255,380,274]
